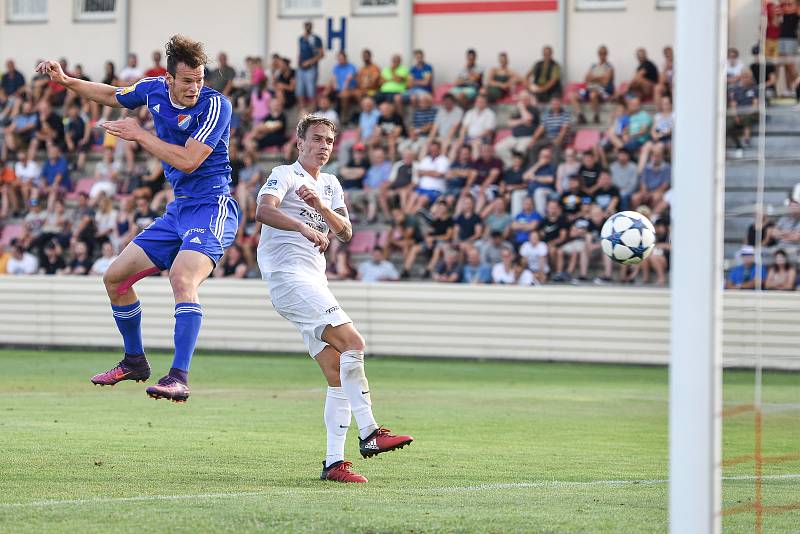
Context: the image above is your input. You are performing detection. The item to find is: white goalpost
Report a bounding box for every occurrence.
[669,0,728,533]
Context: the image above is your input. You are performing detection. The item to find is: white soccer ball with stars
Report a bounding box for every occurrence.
[600,211,656,265]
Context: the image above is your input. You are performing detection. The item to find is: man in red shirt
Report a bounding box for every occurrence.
[144,50,167,78]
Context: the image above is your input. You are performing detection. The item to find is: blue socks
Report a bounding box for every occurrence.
[172,303,202,375]
[111,301,144,356]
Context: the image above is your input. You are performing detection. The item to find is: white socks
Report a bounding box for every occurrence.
[324,386,350,467]
[339,350,378,439]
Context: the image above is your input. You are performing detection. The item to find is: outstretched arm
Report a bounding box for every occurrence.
[36,60,122,108]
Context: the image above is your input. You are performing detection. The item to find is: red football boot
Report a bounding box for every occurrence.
[90,358,150,386]
[359,427,413,458]
[145,376,190,403]
[320,461,368,483]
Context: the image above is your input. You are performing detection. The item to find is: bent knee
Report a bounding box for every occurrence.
[343,333,366,353]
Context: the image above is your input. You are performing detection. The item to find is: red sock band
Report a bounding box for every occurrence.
[116,267,161,296]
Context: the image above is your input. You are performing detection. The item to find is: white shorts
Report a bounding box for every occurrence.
[265,271,352,358]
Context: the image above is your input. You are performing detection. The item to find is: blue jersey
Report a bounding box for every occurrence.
[115,77,232,199]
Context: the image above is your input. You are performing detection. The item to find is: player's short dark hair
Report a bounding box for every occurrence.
[165,35,208,76]
[296,114,337,141]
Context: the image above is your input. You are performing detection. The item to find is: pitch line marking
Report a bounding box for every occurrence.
[1,474,799,509]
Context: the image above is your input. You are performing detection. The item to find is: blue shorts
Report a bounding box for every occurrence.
[133,195,240,271]
[415,187,442,204]
[295,67,318,99]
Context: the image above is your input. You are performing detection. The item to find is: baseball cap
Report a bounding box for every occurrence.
[353,143,366,151]
[739,245,755,256]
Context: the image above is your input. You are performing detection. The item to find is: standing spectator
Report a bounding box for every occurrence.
[357,247,400,282]
[485,52,519,103]
[462,247,492,284]
[540,199,569,280]
[455,93,496,157]
[632,143,671,215]
[330,51,359,123]
[296,20,325,109]
[779,0,799,96]
[274,56,297,109]
[570,45,615,124]
[494,91,539,167]
[576,150,604,196]
[751,45,778,102]
[38,240,66,275]
[5,242,38,275]
[610,148,638,209]
[522,146,556,216]
[144,50,167,78]
[378,54,410,109]
[40,144,71,201]
[621,96,652,156]
[117,53,143,84]
[450,49,484,107]
[90,241,118,276]
[529,96,571,163]
[725,245,767,289]
[510,196,541,247]
[654,46,675,103]
[519,229,549,284]
[357,48,382,97]
[65,240,92,275]
[405,49,434,106]
[765,249,796,290]
[727,70,758,153]
[625,48,659,100]
[429,93,463,154]
[491,247,517,284]
[592,171,621,216]
[526,46,562,103]
[432,247,463,283]
[467,142,503,212]
[556,147,580,193]
[63,103,90,171]
[206,52,236,97]
[409,140,449,211]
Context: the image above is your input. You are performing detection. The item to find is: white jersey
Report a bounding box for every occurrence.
[257,161,345,280]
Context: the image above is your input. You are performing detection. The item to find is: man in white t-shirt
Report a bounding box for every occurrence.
[454,93,496,157]
[409,139,450,212]
[5,242,38,275]
[357,247,399,282]
[117,53,144,84]
[519,229,549,284]
[255,115,412,484]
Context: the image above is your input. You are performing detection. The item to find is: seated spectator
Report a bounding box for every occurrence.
[453,194,484,250]
[373,101,407,160]
[144,50,167,78]
[477,229,514,266]
[377,54,409,107]
[63,103,90,171]
[405,49,434,106]
[654,46,674,103]
[774,199,800,246]
[429,93,463,155]
[35,198,69,253]
[91,148,121,201]
[326,248,357,280]
[378,150,419,221]
[11,150,40,210]
[570,45,615,124]
[529,96,571,163]
[354,96,380,151]
[466,142,503,212]
[502,151,529,215]
[118,53,144,84]
[410,199,454,276]
[5,241,38,275]
[213,243,248,278]
[494,91,539,168]
[94,194,118,245]
[339,142,370,209]
[385,207,423,278]
[640,95,675,163]
[598,99,630,160]
[409,140,449,212]
[485,52,519,103]
[330,51,359,123]
[65,240,93,275]
[480,196,513,240]
[432,246,462,283]
[577,150,604,196]
[1,100,38,162]
[556,147,580,194]
[747,212,778,248]
[273,56,297,109]
[510,196,541,248]
[559,205,595,280]
[353,146,392,222]
[526,45,562,103]
[113,196,137,252]
[245,99,287,155]
[250,79,272,124]
[444,144,473,202]
[462,246,492,284]
[632,143,671,215]
[610,148,638,209]
[726,69,758,153]
[0,161,20,219]
[38,239,66,275]
[592,171,621,216]
[540,199,569,280]
[726,47,746,85]
[621,96,652,155]
[23,197,47,245]
[358,247,400,282]
[559,175,590,221]
[453,94,496,157]
[90,241,118,276]
[28,100,65,160]
[450,49,484,107]
[522,146,556,216]
[133,194,157,232]
[519,229,549,284]
[491,247,517,284]
[765,249,796,290]
[207,52,236,97]
[314,94,340,128]
[40,144,71,202]
[641,218,671,286]
[400,92,436,155]
[726,245,767,289]
[1,59,26,99]
[625,48,659,100]
[357,48,382,98]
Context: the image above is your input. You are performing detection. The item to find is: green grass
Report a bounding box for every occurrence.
[0,349,798,533]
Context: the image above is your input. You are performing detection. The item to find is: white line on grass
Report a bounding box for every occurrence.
[1,474,798,509]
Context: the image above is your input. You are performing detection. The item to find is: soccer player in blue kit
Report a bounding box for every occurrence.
[36,36,238,402]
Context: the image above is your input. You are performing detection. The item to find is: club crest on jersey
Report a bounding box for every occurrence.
[177,114,192,130]
[323,185,333,196]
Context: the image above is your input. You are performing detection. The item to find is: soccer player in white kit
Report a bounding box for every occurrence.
[255,115,413,483]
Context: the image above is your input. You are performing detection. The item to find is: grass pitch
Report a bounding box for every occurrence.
[0,349,798,533]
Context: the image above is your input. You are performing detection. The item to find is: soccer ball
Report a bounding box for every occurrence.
[600,211,656,265]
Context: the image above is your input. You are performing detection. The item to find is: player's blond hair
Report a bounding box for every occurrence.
[296,114,337,141]
[165,35,207,76]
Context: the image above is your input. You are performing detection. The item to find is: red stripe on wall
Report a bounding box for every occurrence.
[413,1,558,15]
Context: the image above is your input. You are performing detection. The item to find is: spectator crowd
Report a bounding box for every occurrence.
[0,15,792,289]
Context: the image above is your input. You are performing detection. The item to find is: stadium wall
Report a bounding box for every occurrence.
[1,276,797,369]
[0,0,760,87]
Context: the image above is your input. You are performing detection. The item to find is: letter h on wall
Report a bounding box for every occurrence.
[327,17,346,51]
